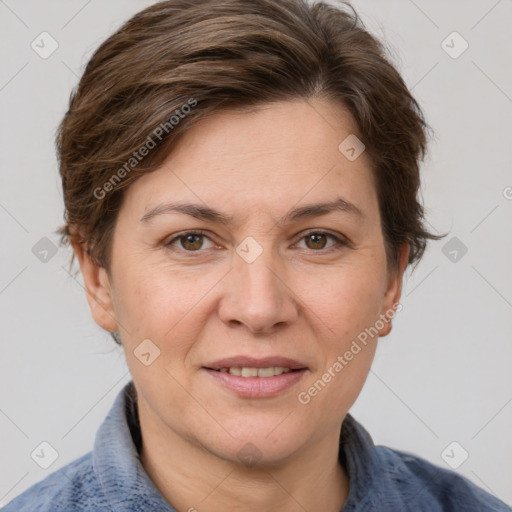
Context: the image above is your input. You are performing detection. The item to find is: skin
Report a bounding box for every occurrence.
[73,98,408,512]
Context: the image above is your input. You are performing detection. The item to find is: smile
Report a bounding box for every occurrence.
[215,367,294,377]
[203,367,307,398]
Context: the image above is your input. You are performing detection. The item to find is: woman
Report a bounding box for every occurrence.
[5,0,509,510]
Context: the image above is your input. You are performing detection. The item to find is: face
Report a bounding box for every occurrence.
[78,98,406,465]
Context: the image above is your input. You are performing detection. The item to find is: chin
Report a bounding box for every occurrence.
[195,414,311,467]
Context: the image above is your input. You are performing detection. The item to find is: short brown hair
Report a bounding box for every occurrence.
[56,0,444,275]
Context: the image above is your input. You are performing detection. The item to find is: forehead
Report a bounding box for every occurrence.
[122,98,379,226]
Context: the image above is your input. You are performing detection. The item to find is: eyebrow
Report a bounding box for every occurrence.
[139,197,365,225]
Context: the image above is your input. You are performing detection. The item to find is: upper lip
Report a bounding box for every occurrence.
[203,356,307,371]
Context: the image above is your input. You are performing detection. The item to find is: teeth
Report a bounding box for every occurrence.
[222,367,294,377]
[241,367,258,377]
[257,367,275,377]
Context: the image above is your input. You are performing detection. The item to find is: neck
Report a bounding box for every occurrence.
[137,401,349,512]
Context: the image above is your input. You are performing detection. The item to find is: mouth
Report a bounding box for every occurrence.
[211,366,297,377]
[202,356,308,398]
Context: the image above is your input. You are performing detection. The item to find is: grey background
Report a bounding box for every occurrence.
[1,0,511,507]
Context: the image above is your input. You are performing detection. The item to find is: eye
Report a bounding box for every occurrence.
[164,229,349,255]
[165,231,216,252]
[295,231,348,252]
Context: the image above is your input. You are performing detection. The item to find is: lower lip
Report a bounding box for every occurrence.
[203,368,307,398]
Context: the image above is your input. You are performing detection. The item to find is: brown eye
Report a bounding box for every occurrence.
[180,233,204,251]
[305,233,328,250]
[296,231,348,252]
[166,231,215,253]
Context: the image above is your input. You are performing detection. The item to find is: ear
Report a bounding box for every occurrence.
[378,243,409,337]
[70,237,118,333]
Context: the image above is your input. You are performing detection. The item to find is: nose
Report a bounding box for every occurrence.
[218,245,299,335]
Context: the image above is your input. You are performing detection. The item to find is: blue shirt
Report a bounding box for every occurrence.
[4,381,510,511]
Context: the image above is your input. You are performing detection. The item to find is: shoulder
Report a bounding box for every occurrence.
[2,451,107,512]
[375,446,510,511]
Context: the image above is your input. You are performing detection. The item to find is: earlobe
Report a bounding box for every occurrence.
[378,244,409,338]
[71,238,118,333]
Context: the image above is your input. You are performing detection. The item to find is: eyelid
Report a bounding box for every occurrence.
[295,228,348,241]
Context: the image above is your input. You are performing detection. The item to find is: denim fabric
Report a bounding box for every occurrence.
[4,381,510,511]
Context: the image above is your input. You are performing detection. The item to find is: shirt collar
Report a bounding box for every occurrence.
[341,412,406,510]
[92,381,177,511]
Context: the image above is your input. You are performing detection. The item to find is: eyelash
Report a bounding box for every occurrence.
[164,230,349,256]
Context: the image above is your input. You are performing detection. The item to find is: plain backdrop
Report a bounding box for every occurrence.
[1,0,511,507]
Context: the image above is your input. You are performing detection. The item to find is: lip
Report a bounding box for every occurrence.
[203,356,307,371]
[202,356,308,399]
[203,367,307,398]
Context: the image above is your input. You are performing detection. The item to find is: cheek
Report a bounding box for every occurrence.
[297,272,382,414]
[111,263,219,351]
[301,264,385,342]
[293,272,382,438]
